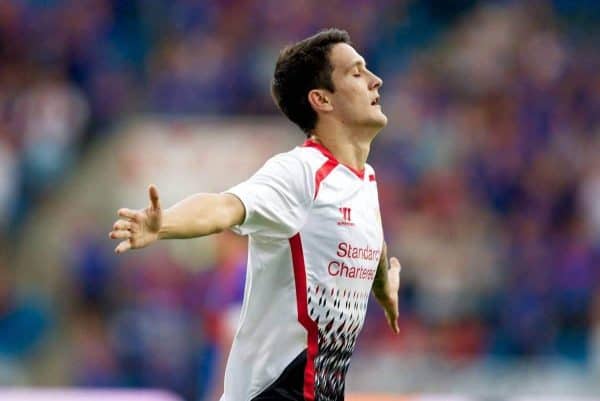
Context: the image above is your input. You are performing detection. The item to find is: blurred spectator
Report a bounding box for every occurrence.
[0,137,17,233]
[16,72,89,193]
[581,159,600,242]
[591,291,600,372]
[0,259,51,384]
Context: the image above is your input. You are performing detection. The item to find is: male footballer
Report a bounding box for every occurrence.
[109,28,401,401]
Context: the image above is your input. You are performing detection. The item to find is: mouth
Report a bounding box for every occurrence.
[371,96,380,106]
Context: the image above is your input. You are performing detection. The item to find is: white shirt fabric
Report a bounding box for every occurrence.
[221,140,383,401]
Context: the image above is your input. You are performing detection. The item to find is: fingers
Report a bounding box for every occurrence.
[112,189,158,255]
[390,315,400,334]
[115,240,132,254]
[148,184,161,211]
[386,255,401,334]
[385,304,400,334]
[118,208,140,220]
[109,230,131,240]
[112,219,132,231]
[109,219,138,240]
[384,307,400,334]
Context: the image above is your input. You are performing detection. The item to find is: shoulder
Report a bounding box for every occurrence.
[287,146,329,168]
[251,148,316,196]
[262,146,329,176]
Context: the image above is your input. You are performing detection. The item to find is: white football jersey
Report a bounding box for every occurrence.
[221,140,383,401]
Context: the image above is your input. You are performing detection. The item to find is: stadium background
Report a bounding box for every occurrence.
[1,0,600,400]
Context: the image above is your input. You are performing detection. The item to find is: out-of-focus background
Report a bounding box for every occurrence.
[1,0,600,400]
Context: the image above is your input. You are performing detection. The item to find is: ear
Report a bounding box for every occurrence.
[308,89,333,113]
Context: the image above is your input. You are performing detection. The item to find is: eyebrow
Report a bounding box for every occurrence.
[346,59,366,72]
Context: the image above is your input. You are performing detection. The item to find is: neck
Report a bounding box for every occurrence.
[310,121,377,172]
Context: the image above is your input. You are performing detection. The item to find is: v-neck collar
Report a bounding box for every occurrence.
[302,139,365,179]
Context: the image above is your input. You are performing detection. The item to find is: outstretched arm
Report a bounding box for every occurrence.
[109,185,245,254]
[372,242,402,334]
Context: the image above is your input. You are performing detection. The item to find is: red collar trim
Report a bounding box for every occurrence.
[302,139,365,179]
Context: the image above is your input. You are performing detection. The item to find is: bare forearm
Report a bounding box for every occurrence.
[372,242,392,301]
[158,193,244,239]
[372,241,401,334]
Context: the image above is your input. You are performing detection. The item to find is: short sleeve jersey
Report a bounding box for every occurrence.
[221,140,384,401]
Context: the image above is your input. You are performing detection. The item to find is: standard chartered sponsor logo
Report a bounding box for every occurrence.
[327,260,376,280]
[336,241,381,261]
[326,242,380,280]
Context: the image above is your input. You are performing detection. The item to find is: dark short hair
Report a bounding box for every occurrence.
[272,28,351,135]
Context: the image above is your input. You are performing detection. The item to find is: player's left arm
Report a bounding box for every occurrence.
[372,241,402,334]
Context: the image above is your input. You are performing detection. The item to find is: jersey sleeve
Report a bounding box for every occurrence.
[224,152,313,238]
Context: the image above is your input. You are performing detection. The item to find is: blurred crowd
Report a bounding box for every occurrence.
[370,2,600,364]
[2,0,600,400]
[0,0,465,235]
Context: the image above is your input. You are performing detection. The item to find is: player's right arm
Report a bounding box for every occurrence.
[109,185,245,254]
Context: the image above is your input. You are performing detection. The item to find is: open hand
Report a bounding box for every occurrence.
[109,185,162,254]
[379,256,401,334]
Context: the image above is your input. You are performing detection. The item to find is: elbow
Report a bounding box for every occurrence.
[213,205,236,234]
[219,194,245,230]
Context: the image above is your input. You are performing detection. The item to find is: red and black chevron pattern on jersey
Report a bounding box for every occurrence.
[307,285,370,401]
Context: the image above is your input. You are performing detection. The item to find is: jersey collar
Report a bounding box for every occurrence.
[302,139,365,179]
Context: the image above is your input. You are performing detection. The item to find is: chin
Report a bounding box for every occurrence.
[369,112,388,129]
[351,110,388,131]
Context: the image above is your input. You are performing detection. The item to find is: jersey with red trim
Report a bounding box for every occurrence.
[221,140,383,401]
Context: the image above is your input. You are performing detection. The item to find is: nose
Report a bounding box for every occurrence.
[370,72,383,90]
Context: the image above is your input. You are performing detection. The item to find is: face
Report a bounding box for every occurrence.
[326,43,387,130]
